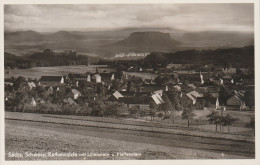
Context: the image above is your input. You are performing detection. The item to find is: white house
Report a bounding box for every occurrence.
[31,98,37,106]
[113,90,124,99]
[27,82,36,90]
[151,93,164,105]
[93,74,101,83]
[87,75,91,82]
[72,89,81,100]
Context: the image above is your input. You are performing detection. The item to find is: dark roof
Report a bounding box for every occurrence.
[118,97,152,105]
[73,74,89,79]
[40,76,63,82]
[120,91,151,97]
[140,84,166,92]
[99,72,117,78]
[99,73,112,77]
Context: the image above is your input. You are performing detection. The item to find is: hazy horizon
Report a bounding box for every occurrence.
[5,4,254,33]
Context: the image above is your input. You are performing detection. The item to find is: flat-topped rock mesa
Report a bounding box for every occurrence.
[108,31,181,51]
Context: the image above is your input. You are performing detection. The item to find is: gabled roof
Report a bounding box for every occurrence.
[40,76,63,82]
[190,90,204,98]
[99,72,115,78]
[173,85,181,91]
[186,93,196,104]
[120,91,151,97]
[27,82,36,87]
[113,90,124,99]
[153,90,163,96]
[151,93,164,105]
[140,84,166,92]
[92,74,101,78]
[73,74,89,79]
[188,83,196,89]
[72,89,81,95]
[118,97,151,105]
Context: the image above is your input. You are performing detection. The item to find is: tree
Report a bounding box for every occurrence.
[149,101,157,121]
[222,114,236,132]
[139,109,147,119]
[129,106,139,118]
[154,74,173,85]
[249,117,255,135]
[159,97,173,116]
[219,87,230,106]
[182,108,195,127]
[245,90,254,110]
[90,100,106,117]
[207,111,222,131]
[13,76,27,90]
[158,113,164,122]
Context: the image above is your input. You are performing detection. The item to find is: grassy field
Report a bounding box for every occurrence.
[5,111,255,160]
[5,111,254,142]
[5,118,254,160]
[124,72,157,80]
[5,65,115,79]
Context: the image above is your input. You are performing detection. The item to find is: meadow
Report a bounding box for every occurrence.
[5,112,255,160]
[5,65,115,79]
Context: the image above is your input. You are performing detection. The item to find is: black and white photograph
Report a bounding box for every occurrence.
[2,1,259,162]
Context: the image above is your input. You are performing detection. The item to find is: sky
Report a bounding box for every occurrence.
[4,4,254,32]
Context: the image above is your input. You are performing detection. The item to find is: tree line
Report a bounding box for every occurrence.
[4,49,89,69]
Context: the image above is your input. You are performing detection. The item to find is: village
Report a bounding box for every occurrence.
[4,61,255,133]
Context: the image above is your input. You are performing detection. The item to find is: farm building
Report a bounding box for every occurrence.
[92,74,101,83]
[151,93,164,105]
[73,74,89,81]
[39,76,65,86]
[107,90,124,101]
[227,95,246,110]
[99,72,116,81]
[71,89,81,100]
[181,90,206,109]
[140,84,168,93]
[118,97,151,110]
[185,93,197,105]
[27,81,36,90]
[107,90,164,109]
[173,85,181,92]
[119,91,151,98]
[188,83,196,90]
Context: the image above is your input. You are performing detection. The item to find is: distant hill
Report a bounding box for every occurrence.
[5,30,44,42]
[105,31,181,52]
[4,30,84,43]
[179,31,254,48]
[44,31,86,41]
[4,27,254,58]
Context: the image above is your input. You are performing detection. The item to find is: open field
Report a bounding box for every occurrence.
[124,72,158,80]
[5,112,254,160]
[5,65,115,79]
[5,111,254,142]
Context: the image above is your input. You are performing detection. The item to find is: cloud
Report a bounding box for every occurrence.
[4,4,254,32]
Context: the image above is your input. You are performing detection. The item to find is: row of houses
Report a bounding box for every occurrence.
[38,72,116,86]
[107,89,164,110]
